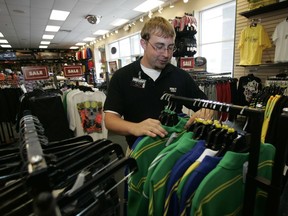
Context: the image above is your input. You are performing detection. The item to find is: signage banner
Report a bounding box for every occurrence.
[179,57,194,71]
[21,66,49,81]
[0,52,17,60]
[179,57,207,72]
[63,65,83,78]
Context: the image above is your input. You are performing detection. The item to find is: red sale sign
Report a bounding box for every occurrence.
[21,66,49,81]
[63,66,83,78]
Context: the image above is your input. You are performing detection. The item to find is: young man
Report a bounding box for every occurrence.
[104,16,212,149]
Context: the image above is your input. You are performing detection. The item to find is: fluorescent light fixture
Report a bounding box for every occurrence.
[183,0,189,3]
[42,34,54,39]
[110,18,129,27]
[70,46,79,49]
[83,37,95,41]
[40,41,51,45]
[133,0,164,12]
[75,42,86,46]
[45,25,60,32]
[1,44,11,48]
[50,9,70,21]
[0,32,4,37]
[39,45,48,48]
[0,39,8,43]
[93,30,109,35]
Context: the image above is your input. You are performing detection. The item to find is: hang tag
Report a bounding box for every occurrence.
[131,77,146,88]
[243,161,248,183]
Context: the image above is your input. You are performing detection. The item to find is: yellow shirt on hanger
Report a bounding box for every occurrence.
[238,24,271,65]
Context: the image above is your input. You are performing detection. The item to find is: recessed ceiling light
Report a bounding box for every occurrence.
[39,45,48,49]
[133,0,164,12]
[1,44,11,48]
[0,39,8,43]
[75,42,86,46]
[50,10,70,21]
[40,41,51,45]
[93,30,109,35]
[45,25,60,32]
[83,37,95,41]
[42,34,54,39]
[70,46,79,49]
[110,18,129,27]
[0,32,4,37]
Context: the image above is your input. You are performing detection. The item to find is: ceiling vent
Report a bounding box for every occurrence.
[59,29,72,33]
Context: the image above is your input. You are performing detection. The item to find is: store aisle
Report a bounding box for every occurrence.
[107,131,127,216]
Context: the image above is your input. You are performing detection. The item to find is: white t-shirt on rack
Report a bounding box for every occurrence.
[66,89,107,141]
[272,19,288,63]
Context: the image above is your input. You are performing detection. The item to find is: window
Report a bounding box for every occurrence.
[119,38,131,57]
[130,34,142,55]
[198,1,236,74]
[107,33,143,68]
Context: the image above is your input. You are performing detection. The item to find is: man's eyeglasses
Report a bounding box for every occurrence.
[147,40,177,54]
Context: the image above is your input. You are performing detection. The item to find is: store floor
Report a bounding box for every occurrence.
[107,131,128,216]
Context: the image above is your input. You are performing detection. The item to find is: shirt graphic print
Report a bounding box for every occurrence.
[77,100,103,134]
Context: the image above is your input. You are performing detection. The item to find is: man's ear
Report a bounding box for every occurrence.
[140,39,147,50]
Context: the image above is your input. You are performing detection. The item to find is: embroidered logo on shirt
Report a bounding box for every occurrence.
[169,87,177,93]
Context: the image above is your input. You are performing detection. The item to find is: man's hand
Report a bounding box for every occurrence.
[131,118,168,138]
[185,108,214,129]
[104,112,168,139]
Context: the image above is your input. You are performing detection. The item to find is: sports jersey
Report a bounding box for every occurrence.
[261,95,281,143]
[144,133,199,216]
[272,19,288,63]
[127,118,188,216]
[190,143,275,216]
[265,96,288,146]
[134,131,194,215]
[176,148,219,205]
[163,140,206,216]
[238,24,271,65]
[179,155,222,216]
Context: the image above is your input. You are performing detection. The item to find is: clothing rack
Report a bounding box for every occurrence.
[20,110,60,216]
[15,111,138,216]
[184,12,194,17]
[189,72,232,80]
[162,93,288,215]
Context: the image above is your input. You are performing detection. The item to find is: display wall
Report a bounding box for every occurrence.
[234,0,288,83]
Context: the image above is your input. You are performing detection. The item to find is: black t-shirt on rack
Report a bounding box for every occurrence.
[236,74,262,106]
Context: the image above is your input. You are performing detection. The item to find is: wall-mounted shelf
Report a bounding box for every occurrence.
[237,62,288,68]
[239,1,288,18]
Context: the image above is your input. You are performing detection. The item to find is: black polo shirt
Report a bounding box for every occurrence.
[104,59,207,147]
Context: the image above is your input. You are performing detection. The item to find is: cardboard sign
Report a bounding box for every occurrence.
[63,65,83,78]
[22,66,49,81]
